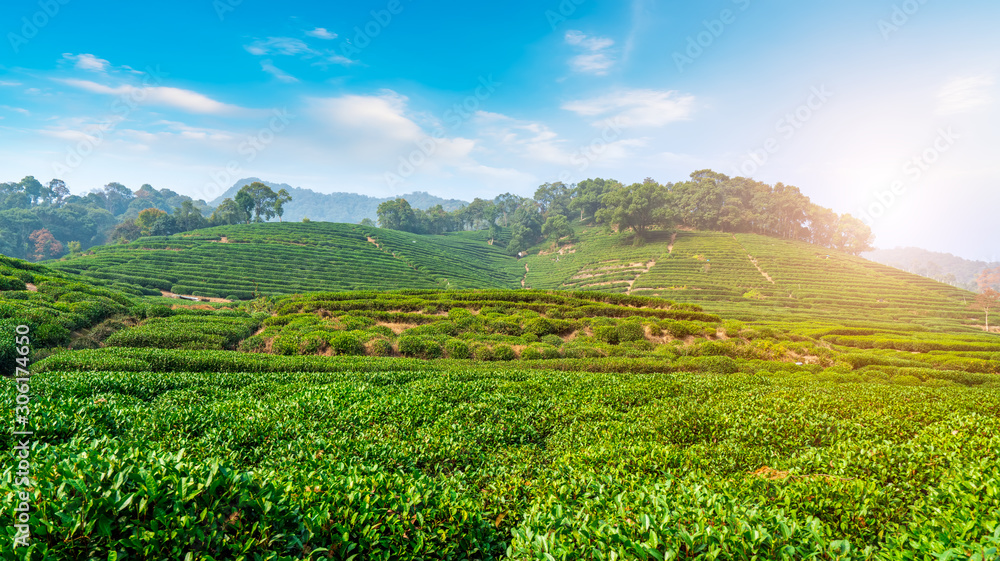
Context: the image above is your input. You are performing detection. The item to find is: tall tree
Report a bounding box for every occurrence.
[234,189,255,224]
[376,198,416,231]
[834,214,874,255]
[976,267,1000,292]
[274,189,292,222]
[29,229,64,260]
[971,288,1000,332]
[99,182,135,215]
[136,208,167,236]
[595,181,673,239]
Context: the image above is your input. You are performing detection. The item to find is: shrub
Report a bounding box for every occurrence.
[521,344,561,360]
[238,335,267,352]
[492,344,516,361]
[0,275,29,291]
[540,334,564,347]
[617,321,645,343]
[271,333,301,356]
[368,338,393,357]
[564,345,605,359]
[524,317,555,336]
[397,335,426,358]
[329,332,364,355]
[445,339,470,359]
[423,340,443,359]
[299,333,328,354]
[470,343,493,361]
[594,325,618,345]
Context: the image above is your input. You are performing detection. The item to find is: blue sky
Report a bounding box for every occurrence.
[1,0,998,260]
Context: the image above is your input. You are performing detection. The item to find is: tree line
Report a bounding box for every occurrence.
[375,170,875,256]
[0,177,290,261]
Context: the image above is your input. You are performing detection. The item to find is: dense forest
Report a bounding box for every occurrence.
[2,170,873,262]
[0,177,212,261]
[0,178,296,261]
[376,170,876,256]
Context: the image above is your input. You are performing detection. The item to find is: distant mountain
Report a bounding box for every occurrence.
[864,247,1000,291]
[209,178,468,224]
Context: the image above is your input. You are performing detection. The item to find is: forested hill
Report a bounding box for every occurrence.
[210,178,468,224]
[865,247,1000,291]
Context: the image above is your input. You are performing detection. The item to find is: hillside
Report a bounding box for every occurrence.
[210,178,468,223]
[6,227,1000,558]
[865,246,1000,291]
[49,222,519,299]
[515,228,985,333]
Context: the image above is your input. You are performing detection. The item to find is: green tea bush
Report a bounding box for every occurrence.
[445,339,470,359]
[329,332,364,355]
[493,343,516,361]
[594,325,619,344]
[617,320,645,343]
[367,337,394,357]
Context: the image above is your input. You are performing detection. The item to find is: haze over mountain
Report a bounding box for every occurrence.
[211,178,468,224]
[865,247,1000,292]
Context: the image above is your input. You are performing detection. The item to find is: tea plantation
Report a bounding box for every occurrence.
[2,224,999,559]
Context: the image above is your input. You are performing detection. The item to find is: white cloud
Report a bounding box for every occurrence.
[1,106,29,115]
[563,89,696,127]
[565,30,616,76]
[305,27,337,40]
[311,91,425,144]
[0,81,22,86]
[245,37,311,56]
[937,74,995,115]
[59,79,246,115]
[473,111,569,165]
[261,60,299,83]
[245,36,355,75]
[62,53,111,73]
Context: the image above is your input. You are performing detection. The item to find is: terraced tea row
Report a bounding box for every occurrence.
[50,223,520,298]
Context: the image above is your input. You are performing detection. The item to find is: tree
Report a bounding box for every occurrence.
[571,178,620,222]
[493,193,521,227]
[274,189,292,222]
[359,217,376,227]
[173,200,208,232]
[98,182,135,215]
[595,181,673,239]
[19,176,44,205]
[376,199,416,231]
[67,240,82,256]
[29,228,64,260]
[136,208,168,236]
[109,220,142,244]
[149,214,178,236]
[534,182,572,218]
[542,215,574,244]
[210,199,247,226]
[234,189,255,224]
[0,209,42,259]
[971,288,1000,332]
[237,182,279,222]
[833,214,874,255]
[47,179,69,205]
[977,267,1000,292]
